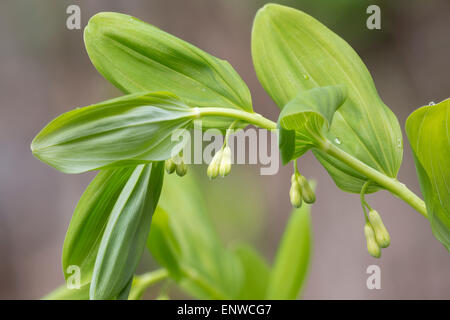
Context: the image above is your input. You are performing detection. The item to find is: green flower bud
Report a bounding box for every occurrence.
[207,150,223,179]
[165,158,176,174]
[175,160,187,177]
[364,223,381,258]
[289,175,302,208]
[368,210,390,248]
[219,146,232,177]
[297,175,315,204]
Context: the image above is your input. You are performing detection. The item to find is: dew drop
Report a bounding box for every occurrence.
[397,138,402,148]
[303,74,309,80]
[334,138,341,145]
[428,101,435,106]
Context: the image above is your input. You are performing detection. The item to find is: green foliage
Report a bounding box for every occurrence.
[148,172,312,299]
[148,172,245,299]
[84,12,252,130]
[232,244,270,300]
[31,92,196,173]
[42,284,90,300]
[252,3,402,193]
[90,163,164,299]
[406,99,450,251]
[277,85,347,164]
[35,2,449,301]
[62,167,135,286]
[266,200,312,299]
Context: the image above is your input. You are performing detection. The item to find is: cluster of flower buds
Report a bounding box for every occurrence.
[364,209,390,258]
[165,153,187,177]
[207,146,232,179]
[289,173,315,208]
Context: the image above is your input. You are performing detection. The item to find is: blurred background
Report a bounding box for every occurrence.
[0,0,449,299]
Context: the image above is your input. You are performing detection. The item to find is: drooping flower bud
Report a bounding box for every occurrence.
[165,158,176,174]
[297,175,316,204]
[289,174,302,208]
[207,149,223,179]
[175,160,187,177]
[364,223,381,258]
[219,146,232,177]
[368,210,390,248]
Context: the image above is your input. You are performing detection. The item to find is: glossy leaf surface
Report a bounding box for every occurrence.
[252,4,402,193]
[277,85,347,164]
[85,12,252,129]
[90,162,164,299]
[62,167,135,286]
[31,92,195,173]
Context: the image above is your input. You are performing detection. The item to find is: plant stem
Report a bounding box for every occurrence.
[198,107,277,130]
[128,269,169,300]
[197,107,428,219]
[317,139,428,218]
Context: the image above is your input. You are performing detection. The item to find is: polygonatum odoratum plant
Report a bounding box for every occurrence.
[32,4,449,300]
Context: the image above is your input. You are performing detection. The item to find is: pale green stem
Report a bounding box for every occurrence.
[360,181,371,221]
[196,108,428,219]
[317,139,428,218]
[128,269,169,300]
[198,108,277,130]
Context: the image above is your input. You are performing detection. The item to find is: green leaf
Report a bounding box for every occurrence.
[277,85,347,164]
[252,4,402,193]
[147,207,182,278]
[42,284,90,300]
[62,167,135,286]
[84,12,252,129]
[231,244,270,300]
[148,172,244,299]
[31,92,195,173]
[405,99,450,251]
[266,202,313,300]
[90,162,164,300]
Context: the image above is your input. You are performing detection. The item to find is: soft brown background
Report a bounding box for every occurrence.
[0,0,449,299]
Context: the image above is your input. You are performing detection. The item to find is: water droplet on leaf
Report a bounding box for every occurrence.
[303,74,309,80]
[428,101,435,106]
[334,138,341,145]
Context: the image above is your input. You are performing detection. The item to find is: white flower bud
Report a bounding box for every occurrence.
[207,150,223,179]
[219,146,232,177]
[364,223,381,258]
[297,175,315,204]
[368,210,390,248]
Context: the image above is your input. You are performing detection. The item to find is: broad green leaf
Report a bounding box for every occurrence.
[277,85,347,164]
[85,12,252,129]
[406,99,450,251]
[31,92,195,174]
[148,172,244,300]
[266,202,312,300]
[90,162,164,300]
[252,4,402,193]
[231,244,270,300]
[147,207,182,278]
[62,167,135,286]
[43,284,90,300]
